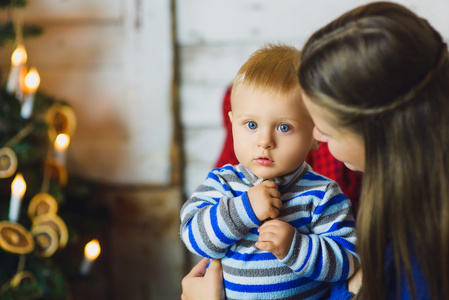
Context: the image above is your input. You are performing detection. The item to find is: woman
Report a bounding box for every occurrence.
[181,2,449,299]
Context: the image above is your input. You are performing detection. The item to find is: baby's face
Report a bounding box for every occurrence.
[229,85,318,179]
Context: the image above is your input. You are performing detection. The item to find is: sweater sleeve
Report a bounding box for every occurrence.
[280,181,360,282]
[180,170,261,259]
[327,281,354,299]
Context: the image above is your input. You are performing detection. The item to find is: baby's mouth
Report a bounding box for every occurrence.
[255,156,274,166]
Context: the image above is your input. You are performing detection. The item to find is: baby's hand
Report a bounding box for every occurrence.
[256,219,295,260]
[247,181,282,222]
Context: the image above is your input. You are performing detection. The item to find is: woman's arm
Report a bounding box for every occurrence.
[181,258,225,300]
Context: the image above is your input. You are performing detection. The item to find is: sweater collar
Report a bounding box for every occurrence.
[236,163,308,191]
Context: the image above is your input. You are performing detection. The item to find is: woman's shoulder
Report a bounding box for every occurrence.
[384,245,430,300]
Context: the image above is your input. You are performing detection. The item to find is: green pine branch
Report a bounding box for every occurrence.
[0,0,107,297]
[0,0,27,8]
[0,21,43,48]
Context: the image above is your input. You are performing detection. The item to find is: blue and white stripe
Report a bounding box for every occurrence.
[180,163,359,299]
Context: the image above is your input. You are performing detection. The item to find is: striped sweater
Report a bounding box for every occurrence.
[180,163,359,300]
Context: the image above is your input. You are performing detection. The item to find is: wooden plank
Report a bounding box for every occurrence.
[176,0,449,46]
[0,23,123,68]
[185,163,219,196]
[1,63,172,185]
[33,69,171,184]
[180,45,259,85]
[119,0,174,182]
[180,84,227,128]
[37,69,127,139]
[12,0,121,22]
[184,127,225,194]
[176,0,369,46]
[70,139,172,184]
[104,186,183,299]
[0,0,174,186]
[69,140,132,182]
[184,127,225,164]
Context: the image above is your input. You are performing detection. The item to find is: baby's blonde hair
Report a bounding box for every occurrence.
[232,43,301,97]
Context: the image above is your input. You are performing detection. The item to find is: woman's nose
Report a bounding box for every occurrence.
[313,127,328,143]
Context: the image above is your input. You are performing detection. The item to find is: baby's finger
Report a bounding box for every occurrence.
[271,198,283,210]
[259,219,283,229]
[267,219,284,227]
[263,180,278,189]
[259,222,277,232]
[258,231,278,242]
[255,241,273,251]
[269,188,281,199]
[268,209,280,219]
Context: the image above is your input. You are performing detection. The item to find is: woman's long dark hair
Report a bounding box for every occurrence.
[299,2,449,299]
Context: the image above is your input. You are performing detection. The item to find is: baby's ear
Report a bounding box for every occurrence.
[228,111,233,123]
[310,139,321,151]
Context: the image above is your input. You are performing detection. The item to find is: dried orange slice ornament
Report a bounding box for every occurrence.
[0,221,34,254]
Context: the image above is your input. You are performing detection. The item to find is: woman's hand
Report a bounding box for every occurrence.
[347,268,363,295]
[181,258,225,300]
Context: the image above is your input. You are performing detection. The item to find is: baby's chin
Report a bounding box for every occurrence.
[247,165,294,180]
[245,167,274,180]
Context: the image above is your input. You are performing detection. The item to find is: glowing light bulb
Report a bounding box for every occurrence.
[54,134,70,151]
[54,134,70,166]
[11,173,26,198]
[80,239,101,275]
[9,173,26,222]
[20,67,41,119]
[84,239,101,260]
[7,45,28,94]
[24,67,40,92]
[11,45,27,66]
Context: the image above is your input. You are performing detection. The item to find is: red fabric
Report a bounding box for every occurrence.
[306,145,361,217]
[215,85,239,168]
[215,85,361,217]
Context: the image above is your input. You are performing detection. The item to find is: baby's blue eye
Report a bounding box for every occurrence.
[278,124,291,132]
[246,121,257,130]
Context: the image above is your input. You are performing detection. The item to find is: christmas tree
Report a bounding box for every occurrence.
[0,1,106,299]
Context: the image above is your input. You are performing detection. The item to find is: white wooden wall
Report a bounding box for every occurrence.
[1,1,447,191]
[1,0,447,191]
[0,0,173,185]
[178,0,449,197]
